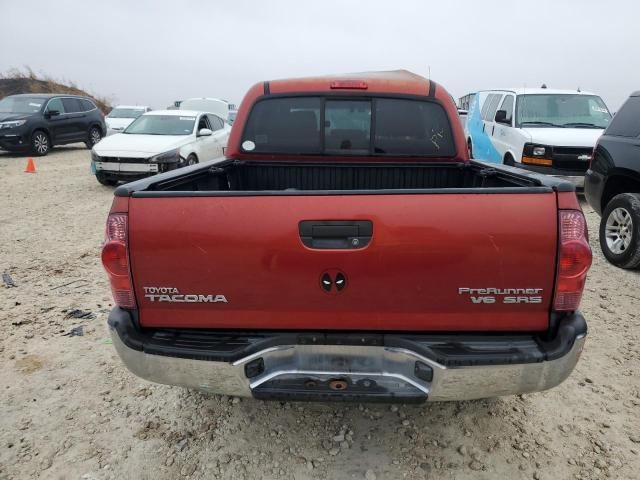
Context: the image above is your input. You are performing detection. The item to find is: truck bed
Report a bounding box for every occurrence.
[116,159,572,196]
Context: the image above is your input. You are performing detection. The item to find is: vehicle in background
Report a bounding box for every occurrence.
[585,91,640,269]
[0,93,106,156]
[465,88,612,188]
[103,71,591,403]
[179,98,230,120]
[227,109,237,125]
[91,109,230,186]
[106,105,151,135]
[458,93,475,111]
[457,108,468,130]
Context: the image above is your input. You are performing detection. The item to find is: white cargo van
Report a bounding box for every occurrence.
[179,98,232,123]
[465,88,612,187]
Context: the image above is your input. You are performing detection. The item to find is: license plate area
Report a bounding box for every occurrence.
[234,344,435,403]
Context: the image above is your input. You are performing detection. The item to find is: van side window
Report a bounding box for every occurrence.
[46,98,65,115]
[498,95,514,124]
[485,94,503,121]
[480,94,496,120]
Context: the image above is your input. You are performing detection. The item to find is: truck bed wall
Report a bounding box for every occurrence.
[150,161,539,193]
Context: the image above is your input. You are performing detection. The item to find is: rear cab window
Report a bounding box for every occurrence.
[241,96,455,157]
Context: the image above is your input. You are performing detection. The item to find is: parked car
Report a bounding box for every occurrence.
[105,105,151,135]
[585,91,640,269]
[465,88,612,188]
[102,71,591,403]
[0,93,106,156]
[91,109,230,186]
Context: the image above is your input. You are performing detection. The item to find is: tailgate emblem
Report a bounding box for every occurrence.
[143,286,228,303]
[320,271,347,293]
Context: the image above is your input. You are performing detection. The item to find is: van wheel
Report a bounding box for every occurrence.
[599,193,640,269]
[185,154,198,166]
[31,131,50,156]
[86,126,102,148]
[467,139,473,159]
[504,154,515,166]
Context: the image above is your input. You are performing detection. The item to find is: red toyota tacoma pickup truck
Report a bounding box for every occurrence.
[103,71,592,402]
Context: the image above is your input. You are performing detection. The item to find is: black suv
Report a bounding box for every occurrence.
[0,93,106,156]
[585,91,640,269]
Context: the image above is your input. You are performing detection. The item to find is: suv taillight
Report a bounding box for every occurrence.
[101,213,136,309]
[553,210,592,311]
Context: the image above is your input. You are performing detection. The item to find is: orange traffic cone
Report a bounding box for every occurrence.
[25,158,36,173]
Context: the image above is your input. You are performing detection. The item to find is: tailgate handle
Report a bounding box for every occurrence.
[299,220,372,249]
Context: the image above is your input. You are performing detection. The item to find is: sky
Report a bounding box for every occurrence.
[0,0,637,111]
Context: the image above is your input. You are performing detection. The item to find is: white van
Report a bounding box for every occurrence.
[179,98,232,123]
[465,88,612,187]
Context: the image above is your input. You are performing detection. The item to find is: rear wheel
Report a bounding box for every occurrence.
[86,126,102,148]
[599,193,640,269]
[31,130,50,156]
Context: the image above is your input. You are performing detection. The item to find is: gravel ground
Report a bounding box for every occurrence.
[1,147,639,480]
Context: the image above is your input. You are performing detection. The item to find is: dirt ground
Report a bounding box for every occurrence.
[1,147,639,480]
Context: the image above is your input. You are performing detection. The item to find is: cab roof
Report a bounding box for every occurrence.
[267,70,435,96]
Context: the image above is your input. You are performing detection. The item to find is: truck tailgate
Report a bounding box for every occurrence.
[129,193,557,331]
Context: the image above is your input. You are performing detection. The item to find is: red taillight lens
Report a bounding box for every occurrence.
[101,213,136,309]
[553,210,592,311]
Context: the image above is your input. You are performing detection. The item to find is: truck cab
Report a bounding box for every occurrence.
[466,88,612,188]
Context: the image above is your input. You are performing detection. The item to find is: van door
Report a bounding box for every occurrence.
[477,93,503,162]
[492,94,515,163]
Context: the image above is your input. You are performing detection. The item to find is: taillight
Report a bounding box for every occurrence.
[101,213,136,309]
[553,210,592,311]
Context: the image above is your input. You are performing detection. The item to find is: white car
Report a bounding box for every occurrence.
[91,110,230,186]
[105,105,151,135]
[465,88,612,188]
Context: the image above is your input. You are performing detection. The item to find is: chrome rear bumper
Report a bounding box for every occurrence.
[109,311,586,402]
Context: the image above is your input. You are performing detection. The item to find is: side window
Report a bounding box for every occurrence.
[498,95,514,124]
[46,98,65,114]
[81,99,96,111]
[480,94,495,120]
[485,94,503,121]
[197,115,211,131]
[62,98,82,113]
[605,97,640,137]
[210,115,224,131]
